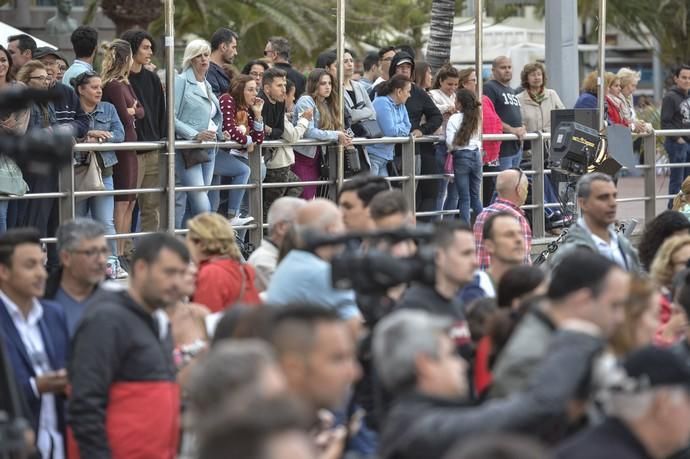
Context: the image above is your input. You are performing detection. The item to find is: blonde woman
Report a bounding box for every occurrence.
[186,212,260,313]
[650,235,690,346]
[174,39,224,228]
[101,39,144,266]
[616,67,652,133]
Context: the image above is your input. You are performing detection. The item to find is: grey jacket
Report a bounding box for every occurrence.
[379,329,604,459]
[490,309,557,398]
[547,223,641,273]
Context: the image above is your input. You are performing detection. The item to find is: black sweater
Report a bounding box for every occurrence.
[260,93,286,141]
[661,86,690,142]
[128,67,166,143]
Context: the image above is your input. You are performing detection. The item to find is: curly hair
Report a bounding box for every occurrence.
[100,39,132,86]
[650,234,690,288]
[637,210,690,271]
[187,212,242,261]
[609,275,656,356]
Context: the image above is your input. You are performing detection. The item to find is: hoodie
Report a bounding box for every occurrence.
[661,86,690,142]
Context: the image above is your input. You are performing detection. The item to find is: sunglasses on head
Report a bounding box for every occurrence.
[71,70,99,89]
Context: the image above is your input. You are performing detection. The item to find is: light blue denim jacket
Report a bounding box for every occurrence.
[292,95,339,159]
[368,95,411,161]
[79,101,123,168]
[174,67,223,141]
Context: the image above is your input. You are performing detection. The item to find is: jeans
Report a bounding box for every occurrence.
[0,201,7,233]
[175,148,217,229]
[209,150,251,216]
[76,175,117,255]
[498,149,523,171]
[434,144,459,217]
[369,154,389,177]
[453,148,483,224]
[665,139,690,203]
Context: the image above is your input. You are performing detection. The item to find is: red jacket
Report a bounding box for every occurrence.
[482,95,503,164]
[193,257,261,313]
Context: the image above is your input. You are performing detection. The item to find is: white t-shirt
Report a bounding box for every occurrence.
[446,112,482,151]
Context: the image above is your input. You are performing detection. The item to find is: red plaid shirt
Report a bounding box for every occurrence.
[474,198,532,269]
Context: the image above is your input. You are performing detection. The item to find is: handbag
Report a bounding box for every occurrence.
[0,154,28,196]
[351,118,383,139]
[181,149,211,169]
[444,152,454,175]
[74,152,105,199]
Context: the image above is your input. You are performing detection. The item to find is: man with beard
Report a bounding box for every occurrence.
[68,233,190,458]
[207,28,238,96]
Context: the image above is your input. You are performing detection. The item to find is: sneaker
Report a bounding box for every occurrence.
[106,256,120,280]
[229,215,255,226]
[115,265,129,280]
[118,255,131,274]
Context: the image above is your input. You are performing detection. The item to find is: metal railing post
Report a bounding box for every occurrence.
[643,133,657,224]
[401,136,417,214]
[532,132,546,239]
[248,148,264,247]
[164,0,176,232]
[327,146,339,201]
[58,161,75,224]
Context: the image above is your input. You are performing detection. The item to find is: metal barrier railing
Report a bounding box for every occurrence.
[8,127,690,246]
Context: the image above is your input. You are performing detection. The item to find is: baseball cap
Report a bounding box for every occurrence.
[622,346,690,390]
[34,46,67,63]
[396,58,413,67]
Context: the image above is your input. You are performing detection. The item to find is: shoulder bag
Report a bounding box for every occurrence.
[0,154,28,196]
[74,151,105,199]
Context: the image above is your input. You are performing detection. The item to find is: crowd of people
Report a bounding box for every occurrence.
[1,26,674,285]
[4,23,690,459]
[3,167,690,459]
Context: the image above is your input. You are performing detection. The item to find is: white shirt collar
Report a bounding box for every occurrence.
[0,289,43,326]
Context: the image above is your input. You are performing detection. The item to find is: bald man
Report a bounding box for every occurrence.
[248,197,306,291]
[474,169,532,269]
[265,199,362,329]
[484,56,526,170]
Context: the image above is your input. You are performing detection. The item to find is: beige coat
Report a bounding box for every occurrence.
[518,88,565,133]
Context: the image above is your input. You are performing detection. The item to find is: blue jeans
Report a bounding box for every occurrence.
[453,148,483,223]
[75,175,117,255]
[175,148,217,229]
[209,150,251,216]
[369,154,389,177]
[498,149,523,171]
[434,143,459,217]
[665,139,690,202]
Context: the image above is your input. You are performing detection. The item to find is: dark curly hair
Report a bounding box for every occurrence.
[638,210,690,271]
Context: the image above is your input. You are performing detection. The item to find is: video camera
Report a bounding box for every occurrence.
[0,86,76,175]
[303,225,437,323]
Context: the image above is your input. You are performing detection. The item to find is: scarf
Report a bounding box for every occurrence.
[528,89,546,105]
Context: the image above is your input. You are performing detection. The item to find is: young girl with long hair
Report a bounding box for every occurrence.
[292,69,352,199]
[446,88,483,223]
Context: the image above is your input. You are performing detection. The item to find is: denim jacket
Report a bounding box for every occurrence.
[78,101,123,168]
[174,67,223,141]
[292,95,339,159]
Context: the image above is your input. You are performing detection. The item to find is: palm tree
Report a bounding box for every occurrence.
[425,0,456,72]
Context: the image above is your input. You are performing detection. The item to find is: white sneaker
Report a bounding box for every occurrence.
[106,256,129,280]
[115,265,129,279]
[230,215,255,226]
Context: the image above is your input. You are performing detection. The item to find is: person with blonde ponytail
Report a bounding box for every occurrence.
[446,88,483,223]
[186,212,260,312]
[101,39,144,268]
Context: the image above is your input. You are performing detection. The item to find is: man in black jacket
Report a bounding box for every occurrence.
[396,221,476,347]
[661,64,690,201]
[373,309,604,459]
[557,346,690,459]
[265,37,306,99]
[122,29,166,232]
[68,233,190,459]
[388,52,443,218]
[207,28,238,97]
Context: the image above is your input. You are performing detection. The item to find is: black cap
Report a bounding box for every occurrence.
[34,46,67,63]
[622,346,690,389]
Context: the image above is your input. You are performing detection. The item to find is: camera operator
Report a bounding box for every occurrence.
[395,221,476,345]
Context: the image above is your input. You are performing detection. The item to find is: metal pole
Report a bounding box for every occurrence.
[475,0,483,130]
[336,0,345,191]
[597,0,606,132]
[164,0,176,232]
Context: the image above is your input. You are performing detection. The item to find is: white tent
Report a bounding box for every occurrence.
[0,22,56,49]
